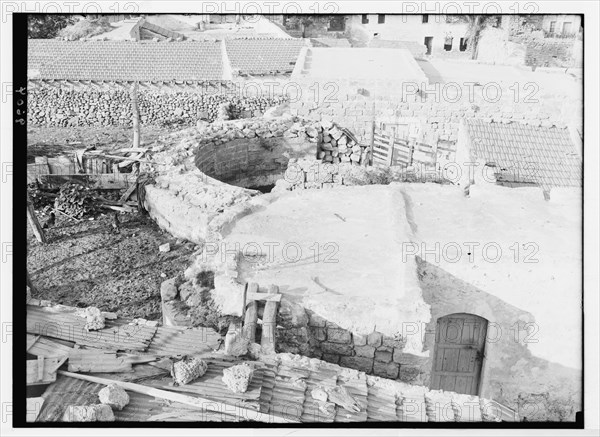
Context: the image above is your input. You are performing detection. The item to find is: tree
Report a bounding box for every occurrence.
[458,15,501,60]
[284,15,314,38]
[28,15,76,39]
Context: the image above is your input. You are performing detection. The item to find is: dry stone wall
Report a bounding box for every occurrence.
[27,86,287,127]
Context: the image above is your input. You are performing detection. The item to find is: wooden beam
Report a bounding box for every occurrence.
[27,198,46,244]
[260,285,280,354]
[242,283,259,343]
[246,292,282,303]
[58,370,298,423]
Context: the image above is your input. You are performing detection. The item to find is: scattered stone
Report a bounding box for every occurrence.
[84,307,105,331]
[62,405,115,422]
[160,278,178,301]
[224,322,249,357]
[222,363,254,393]
[171,356,208,386]
[159,243,171,253]
[311,387,328,402]
[98,384,130,411]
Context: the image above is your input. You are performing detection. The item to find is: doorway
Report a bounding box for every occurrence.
[430,313,487,395]
[424,36,433,55]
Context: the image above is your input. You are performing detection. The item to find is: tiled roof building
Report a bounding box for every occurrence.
[462,119,582,189]
[225,38,307,75]
[28,40,226,82]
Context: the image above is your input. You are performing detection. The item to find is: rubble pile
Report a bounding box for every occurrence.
[314,121,370,165]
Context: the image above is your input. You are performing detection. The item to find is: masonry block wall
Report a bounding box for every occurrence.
[276,301,429,384]
[288,78,579,153]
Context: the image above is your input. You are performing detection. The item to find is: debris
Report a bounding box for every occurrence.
[318,401,336,415]
[68,349,132,373]
[224,322,249,357]
[326,385,361,413]
[98,383,130,410]
[159,243,171,253]
[83,306,105,331]
[62,404,115,422]
[42,212,56,229]
[170,356,208,386]
[222,363,254,394]
[112,212,120,233]
[59,370,296,423]
[311,387,328,402]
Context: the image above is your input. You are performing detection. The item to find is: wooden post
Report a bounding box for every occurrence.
[387,127,396,167]
[27,198,46,244]
[261,285,280,354]
[131,81,140,148]
[242,283,259,344]
[369,103,376,166]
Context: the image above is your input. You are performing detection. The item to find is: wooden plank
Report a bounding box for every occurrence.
[27,358,59,385]
[58,370,298,423]
[26,397,45,423]
[246,292,282,303]
[243,283,259,344]
[27,199,46,244]
[261,285,280,354]
[68,349,133,373]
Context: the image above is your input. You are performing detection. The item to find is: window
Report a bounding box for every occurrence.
[362,14,369,24]
[562,21,572,34]
[328,16,345,31]
[549,21,556,33]
[422,14,429,23]
[444,36,453,51]
[459,37,468,51]
[378,14,385,24]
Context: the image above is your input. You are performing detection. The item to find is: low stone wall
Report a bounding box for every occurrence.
[276,299,428,383]
[27,86,287,127]
[525,39,578,67]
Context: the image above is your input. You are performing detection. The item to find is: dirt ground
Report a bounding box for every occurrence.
[27,125,175,163]
[27,210,197,321]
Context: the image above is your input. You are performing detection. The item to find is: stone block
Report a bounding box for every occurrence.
[308,312,327,328]
[367,331,383,347]
[354,345,376,358]
[321,342,353,356]
[322,353,340,364]
[352,333,367,346]
[160,278,178,302]
[340,356,373,373]
[393,350,428,366]
[398,365,421,383]
[373,362,399,379]
[382,336,405,349]
[375,350,393,363]
[327,328,352,344]
[309,326,327,342]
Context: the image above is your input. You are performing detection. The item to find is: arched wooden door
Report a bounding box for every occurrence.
[430,313,488,395]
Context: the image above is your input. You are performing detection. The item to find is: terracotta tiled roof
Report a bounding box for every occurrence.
[28,40,226,81]
[225,38,306,75]
[464,119,582,189]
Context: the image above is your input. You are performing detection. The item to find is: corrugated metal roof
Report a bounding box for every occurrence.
[464,119,582,189]
[146,325,221,356]
[27,305,156,352]
[28,40,226,81]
